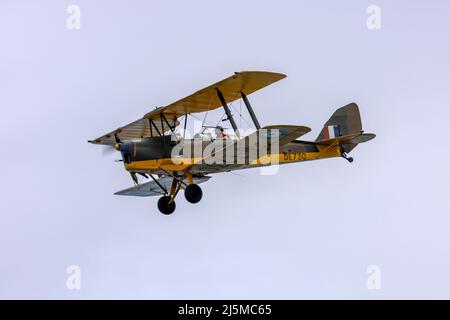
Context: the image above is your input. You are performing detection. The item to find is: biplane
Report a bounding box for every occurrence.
[89,71,375,215]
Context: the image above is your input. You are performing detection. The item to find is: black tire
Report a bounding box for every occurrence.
[184,184,203,204]
[157,196,176,215]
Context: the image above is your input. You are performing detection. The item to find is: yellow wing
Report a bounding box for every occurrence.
[143,71,286,119]
[89,71,286,145]
[88,117,180,145]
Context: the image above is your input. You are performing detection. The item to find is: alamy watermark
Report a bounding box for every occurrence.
[366,5,381,30]
[66,265,81,290]
[66,5,81,30]
[366,264,381,290]
[167,123,282,175]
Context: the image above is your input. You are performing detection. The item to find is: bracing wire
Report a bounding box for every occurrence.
[230,102,252,128]
[239,98,242,128]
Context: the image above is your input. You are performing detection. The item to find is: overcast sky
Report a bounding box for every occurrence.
[1,0,449,299]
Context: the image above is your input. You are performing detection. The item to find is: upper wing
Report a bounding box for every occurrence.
[89,71,286,145]
[114,175,211,197]
[143,71,286,119]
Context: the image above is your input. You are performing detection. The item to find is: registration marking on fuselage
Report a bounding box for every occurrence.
[282,152,307,161]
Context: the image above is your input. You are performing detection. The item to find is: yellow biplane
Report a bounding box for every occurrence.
[89,71,375,214]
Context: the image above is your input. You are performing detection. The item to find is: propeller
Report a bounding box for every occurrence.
[101,145,116,156]
[101,132,122,157]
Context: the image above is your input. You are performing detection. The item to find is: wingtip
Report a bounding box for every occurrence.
[235,70,287,78]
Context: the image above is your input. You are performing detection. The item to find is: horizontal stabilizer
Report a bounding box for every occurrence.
[316,132,376,145]
[317,132,376,153]
[114,175,211,197]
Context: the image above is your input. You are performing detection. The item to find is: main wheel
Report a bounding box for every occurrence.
[157,195,176,215]
[184,184,203,204]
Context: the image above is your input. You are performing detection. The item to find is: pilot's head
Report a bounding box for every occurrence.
[215,126,224,136]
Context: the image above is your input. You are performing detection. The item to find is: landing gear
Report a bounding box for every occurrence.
[340,148,354,163]
[184,184,203,203]
[157,195,176,215]
[155,172,204,214]
[342,154,353,163]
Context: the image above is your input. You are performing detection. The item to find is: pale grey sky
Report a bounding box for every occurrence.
[1,0,449,299]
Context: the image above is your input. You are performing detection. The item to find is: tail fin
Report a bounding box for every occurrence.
[316,103,362,141]
[316,103,375,153]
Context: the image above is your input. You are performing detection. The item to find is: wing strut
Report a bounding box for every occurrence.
[149,119,162,136]
[149,174,168,195]
[160,114,175,132]
[215,88,240,138]
[241,91,261,129]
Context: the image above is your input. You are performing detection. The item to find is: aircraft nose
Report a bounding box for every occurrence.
[114,141,133,154]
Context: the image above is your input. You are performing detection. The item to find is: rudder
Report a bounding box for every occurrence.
[315,103,375,154]
[315,103,362,142]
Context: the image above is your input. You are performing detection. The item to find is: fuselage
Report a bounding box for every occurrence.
[120,136,341,175]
